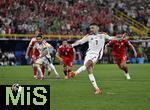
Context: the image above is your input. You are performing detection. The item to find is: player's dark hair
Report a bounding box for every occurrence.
[36,34,43,38]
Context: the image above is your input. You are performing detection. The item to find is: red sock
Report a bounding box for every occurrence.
[41,66,45,75]
[64,69,67,76]
[68,69,71,73]
[123,66,128,73]
[33,67,37,76]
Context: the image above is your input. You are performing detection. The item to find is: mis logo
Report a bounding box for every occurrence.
[0,85,50,110]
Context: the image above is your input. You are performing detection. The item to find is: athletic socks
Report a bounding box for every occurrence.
[123,66,128,73]
[122,67,131,79]
[76,65,86,75]
[124,72,131,79]
[36,65,44,78]
[41,66,45,75]
[88,73,98,89]
[50,63,59,76]
[33,67,37,76]
[64,69,71,75]
[64,69,67,76]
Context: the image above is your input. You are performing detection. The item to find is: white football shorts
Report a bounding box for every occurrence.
[84,53,99,65]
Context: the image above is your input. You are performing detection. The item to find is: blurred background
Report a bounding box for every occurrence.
[0,0,150,66]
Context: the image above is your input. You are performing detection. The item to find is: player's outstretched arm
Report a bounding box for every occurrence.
[25,38,36,59]
[72,35,88,47]
[128,41,137,57]
[25,46,30,59]
[105,33,126,41]
[43,42,53,49]
[104,43,109,54]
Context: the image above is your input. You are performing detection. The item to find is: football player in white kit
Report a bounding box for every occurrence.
[33,34,60,80]
[68,23,123,94]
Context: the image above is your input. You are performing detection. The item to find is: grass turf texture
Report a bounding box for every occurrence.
[0,64,150,110]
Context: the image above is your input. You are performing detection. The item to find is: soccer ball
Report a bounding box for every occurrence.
[11,83,22,92]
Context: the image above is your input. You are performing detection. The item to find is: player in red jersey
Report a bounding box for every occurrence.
[25,31,45,78]
[56,41,76,79]
[105,34,137,79]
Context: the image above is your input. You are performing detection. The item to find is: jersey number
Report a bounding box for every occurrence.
[95,40,98,45]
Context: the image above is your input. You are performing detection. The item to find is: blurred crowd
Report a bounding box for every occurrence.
[113,0,150,26]
[0,0,149,36]
[0,49,16,66]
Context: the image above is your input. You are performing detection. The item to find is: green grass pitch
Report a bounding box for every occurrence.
[0,64,150,110]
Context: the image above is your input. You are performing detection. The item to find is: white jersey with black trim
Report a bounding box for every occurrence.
[33,40,51,58]
[72,32,115,59]
[86,33,112,56]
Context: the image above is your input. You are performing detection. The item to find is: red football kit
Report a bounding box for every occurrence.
[27,37,45,76]
[107,39,129,64]
[28,38,40,63]
[57,45,74,67]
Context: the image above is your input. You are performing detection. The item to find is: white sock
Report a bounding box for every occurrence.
[47,65,52,72]
[88,74,98,89]
[125,73,131,79]
[36,65,43,77]
[76,65,86,75]
[50,63,59,76]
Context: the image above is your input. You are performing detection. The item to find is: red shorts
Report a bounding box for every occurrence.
[30,49,39,64]
[62,58,73,67]
[113,54,127,65]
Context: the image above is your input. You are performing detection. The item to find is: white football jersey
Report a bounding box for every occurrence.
[86,34,105,55]
[72,33,114,59]
[33,40,51,58]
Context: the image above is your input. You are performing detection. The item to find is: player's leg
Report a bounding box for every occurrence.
[30,53,37,78]
[68,54,101,94]
[85,60,101,94]
[67,66,72,75]
[64,60,73,79]
[41,64,45,75]
[120,60,131,79]
[49,63,60,78]
[63,66,68,79]
[31,56,37,78]
[34,63,44,79]
[116,58,131,79]
[32,63,37,78]
[68,54,95,77]
[68,56,88,76]
[47,64,52,75]
[45,57,60,78]
[34,58,44,79]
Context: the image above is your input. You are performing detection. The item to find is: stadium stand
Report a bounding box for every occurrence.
[0,0,149,65]
[0,0,135,35]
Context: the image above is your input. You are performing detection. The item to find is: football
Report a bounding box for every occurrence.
[11,83,22,92]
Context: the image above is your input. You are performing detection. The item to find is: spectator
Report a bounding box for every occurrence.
[136,44,144,64]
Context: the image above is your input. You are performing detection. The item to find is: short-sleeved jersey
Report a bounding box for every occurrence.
[33,40,51,58]
[107,39,129,56]
[57,45,74,60]
[74,33,114,59]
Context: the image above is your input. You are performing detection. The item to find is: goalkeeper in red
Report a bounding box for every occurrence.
[105,34,137,79]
